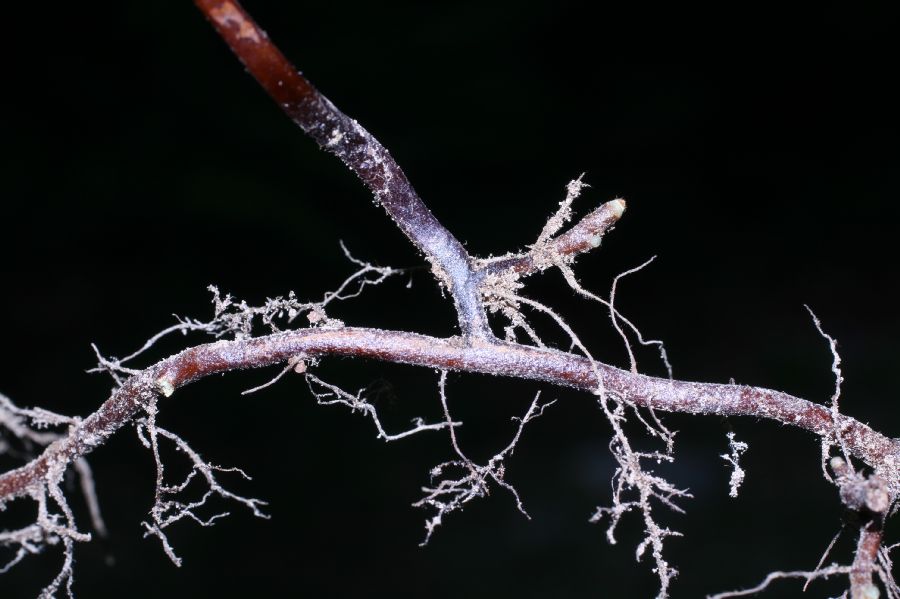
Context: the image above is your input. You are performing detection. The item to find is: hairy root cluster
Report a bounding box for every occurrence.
[2,180,898,599]
[0,245,405,595]
[0,395,103,598]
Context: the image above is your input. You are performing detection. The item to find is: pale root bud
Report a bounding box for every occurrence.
[829,456,847,476]
[865,476,890,514]
[156,377,176,398]
[609,198,626,219]
[854,583,880,599]
[288,354,308,374]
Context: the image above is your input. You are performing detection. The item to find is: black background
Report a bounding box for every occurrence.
[1,1,898,597]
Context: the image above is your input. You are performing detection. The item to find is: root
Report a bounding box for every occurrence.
[805,305,853,480]
[87,243,404,382]
[135,399,268,567]
[708,565,851,598]
[0,393,106,595]
[305,373,460,442]
[414,371,554,545]
[721,431,749,498]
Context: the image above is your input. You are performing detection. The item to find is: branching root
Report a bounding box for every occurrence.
[135,399,268,567]
[0,393,105,597]
[414,371,555,545]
